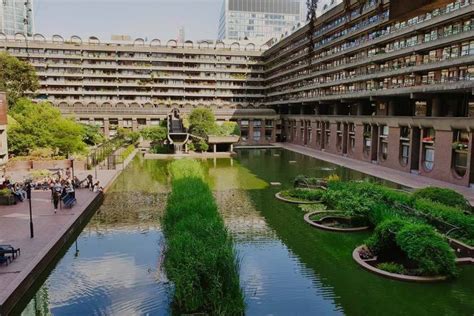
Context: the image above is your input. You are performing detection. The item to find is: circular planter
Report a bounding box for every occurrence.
[352,245,448,283]
[304,211,370,232]
[275,192,322,204]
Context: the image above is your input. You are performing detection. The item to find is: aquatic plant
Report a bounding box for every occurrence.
[163,159,244,315]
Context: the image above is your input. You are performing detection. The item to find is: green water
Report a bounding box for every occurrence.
[20,148,474,315]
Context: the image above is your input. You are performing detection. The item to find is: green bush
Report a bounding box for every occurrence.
[366,219,457,277]
[413,187,470,211]
[150,144,172,154]
[281,188,324,201]
[163,160,244,315]
[120,144,135,161]
[396,223,457,277]
[196,139,209,152]
[377,262,407,274]
[414,198,474,245]
[366,219,406,255]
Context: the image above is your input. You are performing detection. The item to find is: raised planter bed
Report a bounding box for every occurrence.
[275,192,323,204]
[304,211,370,232]
[0,195,16,205]
[352,245,449,283]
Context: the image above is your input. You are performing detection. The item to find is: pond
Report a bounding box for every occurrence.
[18,148,474,315]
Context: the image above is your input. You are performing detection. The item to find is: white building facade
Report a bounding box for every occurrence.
[218,0,304,40]
[0,0,34,36]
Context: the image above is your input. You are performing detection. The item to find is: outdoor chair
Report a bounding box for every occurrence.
[0,245,21,259]
[0,254,11,266]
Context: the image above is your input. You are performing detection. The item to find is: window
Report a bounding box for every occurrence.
[253,130,261,141]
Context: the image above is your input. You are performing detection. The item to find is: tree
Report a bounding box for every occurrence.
[141,125,167,144]
[8,99,86,156]
[188,108,217,137]
[0,52,39,107]
[81,123,106,146]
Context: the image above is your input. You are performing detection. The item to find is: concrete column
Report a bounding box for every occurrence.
[271,120,277,143]
[118,118,124,128]
[145,117,151,127]
[432,97,442,117]
[248,119,254,145]
[132,118,138,132]
[103,118,110,138]
[356,103,364,115]
[230,144,234,152]
[388,100,396,116]
[213,144,217,153]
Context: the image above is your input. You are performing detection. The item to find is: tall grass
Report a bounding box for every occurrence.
[163,159,244,315]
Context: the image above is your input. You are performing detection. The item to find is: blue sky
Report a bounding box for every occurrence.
[34,0,337,41]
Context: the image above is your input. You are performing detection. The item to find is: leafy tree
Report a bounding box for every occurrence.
[0,52,39,107]
[215,121,240,136]
[81,123,105,146]
[8,99,86,156]
[141,125,167,144]
[188,108,216,137]
[116,127,140,144]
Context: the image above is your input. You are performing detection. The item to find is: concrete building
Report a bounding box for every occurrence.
[0,0,34,36]
[218,0,305,40]
[0,0,473,187]
[0,35,279,144]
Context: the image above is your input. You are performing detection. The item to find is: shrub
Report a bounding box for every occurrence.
[366,219,406,255]
[163,160,244,314]
[196,139,209,152]
[281,188,324,201]
[377,262,407,274]
[120,144,135,161]
[414,198,474,245]
[413,187,470,211]
[366,219,457,277]
[150,144,172,154]
[396,223,457,277]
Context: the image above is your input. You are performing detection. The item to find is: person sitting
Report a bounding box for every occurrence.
[93,181,103,193]
[86,174,94,191]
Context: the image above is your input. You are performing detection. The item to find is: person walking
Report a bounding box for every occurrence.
[86,174,94,191]
[52,180,62,213]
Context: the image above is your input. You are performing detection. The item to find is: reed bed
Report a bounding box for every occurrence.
[163,159,244,315]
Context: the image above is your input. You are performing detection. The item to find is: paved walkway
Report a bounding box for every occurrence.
[0,150,137,315]
[278,143,474,205]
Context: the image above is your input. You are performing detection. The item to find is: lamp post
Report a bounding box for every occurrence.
[70,156,75,179]
[26,181,34,238]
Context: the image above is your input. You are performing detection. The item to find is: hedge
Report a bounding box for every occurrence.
[413,187,470,211]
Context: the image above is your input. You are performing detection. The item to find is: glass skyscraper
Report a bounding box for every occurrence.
[0,0,34,36]
[218,0,304,40]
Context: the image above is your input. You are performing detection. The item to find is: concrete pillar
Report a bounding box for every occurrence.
[271,120,277,143]
[332,104,339,115]
[388,100,397,116]
[103,118,110,138]
[132,118,138,132]
[145,117,151,127]
[356,103,364,115]
[213,144,217,153]
[432,97,442,117]
[248,119,254,145]
[118,118,124,128]
[230,144,234,152]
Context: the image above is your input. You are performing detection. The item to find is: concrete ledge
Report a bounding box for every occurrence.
[304,211,370,232]
[275,192,323,204]
[144,152,236,159]
[352,245,448,283]
[0,193,104,315]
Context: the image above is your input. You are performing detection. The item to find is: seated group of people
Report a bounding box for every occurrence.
[0,168,103,207]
